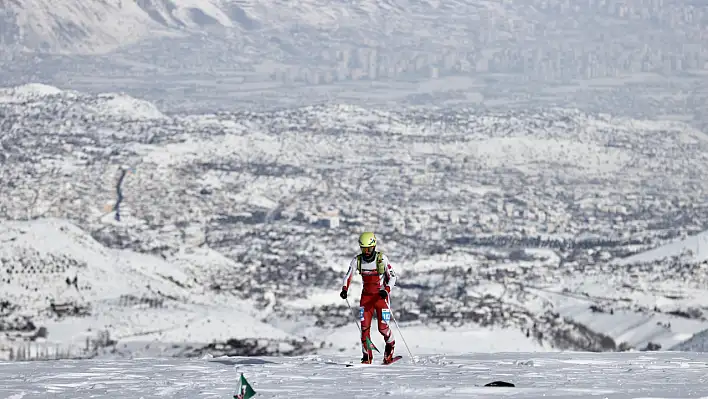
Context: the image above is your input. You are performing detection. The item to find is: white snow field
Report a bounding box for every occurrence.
[6,83,708,366]
[3,352,708,398]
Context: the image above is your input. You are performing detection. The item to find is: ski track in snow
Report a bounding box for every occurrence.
[2,352,708,398]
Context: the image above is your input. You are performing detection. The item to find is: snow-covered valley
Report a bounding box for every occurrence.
[2,83,708,360]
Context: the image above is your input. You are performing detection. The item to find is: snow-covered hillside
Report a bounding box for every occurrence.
[3,83,708,359]
[0,218,310,360]
[0,0,514,55]
[0,216,549,360]
[0,0,257,54]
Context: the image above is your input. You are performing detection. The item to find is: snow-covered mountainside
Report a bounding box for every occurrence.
[3,83,708,359]
[0,0,257,54]
[0,0,510,55]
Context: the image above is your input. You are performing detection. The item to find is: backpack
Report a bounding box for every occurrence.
[357,251,386,275]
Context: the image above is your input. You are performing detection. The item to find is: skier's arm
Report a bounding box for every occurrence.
[341,257,357,291]
[382,254,397,292]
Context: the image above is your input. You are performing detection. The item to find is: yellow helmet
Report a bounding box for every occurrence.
[358,231,377,248]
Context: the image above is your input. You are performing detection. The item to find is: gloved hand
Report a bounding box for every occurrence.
[340,289,347,299]
[379,289,388,299]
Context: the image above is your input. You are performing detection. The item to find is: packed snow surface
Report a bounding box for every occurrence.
[3,352,708,398]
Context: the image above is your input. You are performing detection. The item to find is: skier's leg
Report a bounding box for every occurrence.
[376,298,395,362]
[375,297,394,343]
[359,295,375,362]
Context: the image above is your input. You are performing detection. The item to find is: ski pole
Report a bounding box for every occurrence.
[345,297,368,352]
[387,297,415,363]
[345,298,362,334]
[346,297,380,354]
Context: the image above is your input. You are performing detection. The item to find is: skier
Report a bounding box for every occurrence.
[340,231,397,364]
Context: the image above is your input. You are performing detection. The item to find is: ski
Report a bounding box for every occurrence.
[324,361,369,367]
[324,361,359,367]
[383,355,403,365]
[342,356,403,367]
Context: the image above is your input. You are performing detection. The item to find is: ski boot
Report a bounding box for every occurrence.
[361,352,373,364]
[383,342,396,364]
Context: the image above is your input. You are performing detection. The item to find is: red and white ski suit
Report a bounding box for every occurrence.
[341,251,397,355]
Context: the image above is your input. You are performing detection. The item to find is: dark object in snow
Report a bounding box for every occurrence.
[484,381,515,387]
[208,357,276,366]
[114,168,128,221]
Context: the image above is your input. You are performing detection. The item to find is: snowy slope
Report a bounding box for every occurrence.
[1,0,160,54]
[4,352,708,398]
[0,218,299,359]
[0,0,248,54]
[672,329,708,352]
[0,0,519,54]
[4,84,708,358]
[0,83,166,118]
[610,229,708,352]
[613,230,708,266]
[524,229,708,353]
[0,0,266,54]
[0,217,549,360]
